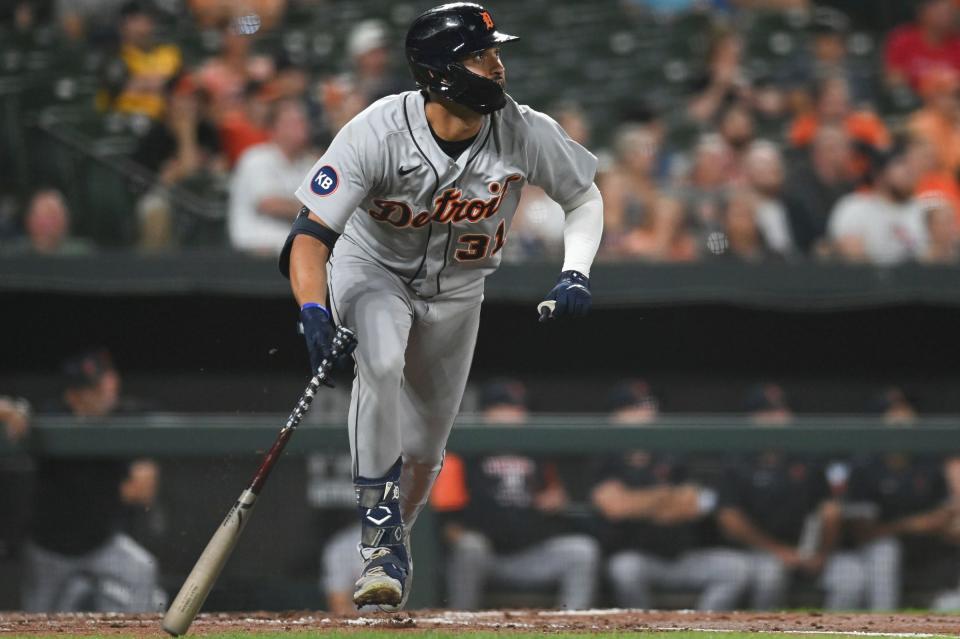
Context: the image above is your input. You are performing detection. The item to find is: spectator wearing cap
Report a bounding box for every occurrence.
[346,19,405,104]
[97,1,182,120]
[827,142,928,265]
[228,98,315,254]
[608,379,659,425]
[885,0,960,95]
[3,189,93,256]
[783,124,856,254]
[431,380,600,610]
[21,350,163,612]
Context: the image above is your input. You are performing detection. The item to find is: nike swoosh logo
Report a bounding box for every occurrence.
[398,165,421,176]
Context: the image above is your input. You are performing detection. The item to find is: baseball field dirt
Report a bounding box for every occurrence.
[1,610,959,638]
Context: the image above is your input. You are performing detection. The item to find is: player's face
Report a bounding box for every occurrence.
[462,47,505,87]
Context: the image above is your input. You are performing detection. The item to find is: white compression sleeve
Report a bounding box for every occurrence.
[559,183,604,276]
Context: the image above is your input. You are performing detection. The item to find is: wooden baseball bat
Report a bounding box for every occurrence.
[161,326,357,636]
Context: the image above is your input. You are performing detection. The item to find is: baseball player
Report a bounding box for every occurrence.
[280,2,603,609]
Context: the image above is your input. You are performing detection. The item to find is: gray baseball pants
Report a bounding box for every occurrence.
[328,247,481,527]
[826,537,901,610]
[607,548,752,610]
[747,548,881,610]
[22,534,163,612]
[444,530,600,610]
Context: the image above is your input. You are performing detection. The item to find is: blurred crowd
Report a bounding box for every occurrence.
[0,0,959,264]
[3,359,960,613]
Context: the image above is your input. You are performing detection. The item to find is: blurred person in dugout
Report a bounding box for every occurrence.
[930,455,960,611]
[717,451,856,610]
[228,98,315,254]
[839,413,960,613]
[607,379,659,425]
[306,451,366,615]
[0,396,31,563]
[21,350,164,613]
[430,380,600,609]
[593,381,750,610]
[97,1,182,122]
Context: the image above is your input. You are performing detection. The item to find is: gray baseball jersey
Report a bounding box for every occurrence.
[293,91,596,515]
[295,90,597,298]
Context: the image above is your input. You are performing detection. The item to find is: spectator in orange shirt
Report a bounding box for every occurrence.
[789,75,890,151]
[908,135,960,228]
[885,0,960,94]
[909,68,960,175]
[218,83,273,168]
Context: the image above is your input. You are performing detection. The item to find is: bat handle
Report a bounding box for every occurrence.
[537,300,556,322]
[288,326,358,429]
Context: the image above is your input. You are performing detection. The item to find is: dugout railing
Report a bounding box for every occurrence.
[2,416,959,610]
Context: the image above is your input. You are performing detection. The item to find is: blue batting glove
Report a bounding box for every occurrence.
[539,270,591,321]
[298,303,335,384]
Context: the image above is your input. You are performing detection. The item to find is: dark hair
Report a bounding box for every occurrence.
[120,0,153,19]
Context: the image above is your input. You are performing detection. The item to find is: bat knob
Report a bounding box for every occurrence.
[537,300,556,322]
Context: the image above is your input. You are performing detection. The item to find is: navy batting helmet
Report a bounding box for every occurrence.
[405,3,518,115]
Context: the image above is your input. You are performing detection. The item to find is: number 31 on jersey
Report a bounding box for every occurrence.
[455,220,506,261]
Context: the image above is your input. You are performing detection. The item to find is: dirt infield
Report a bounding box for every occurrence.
[1,610,959,637]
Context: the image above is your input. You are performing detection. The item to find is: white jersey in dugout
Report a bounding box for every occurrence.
[294,90,598,298]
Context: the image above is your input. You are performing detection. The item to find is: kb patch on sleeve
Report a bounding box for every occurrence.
[311,165,339,196]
